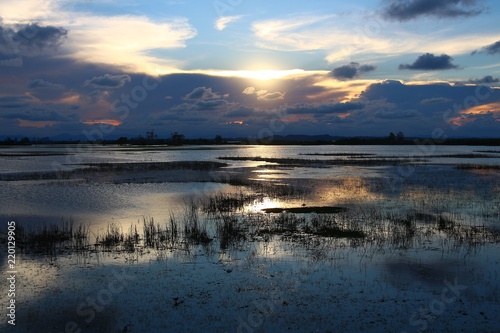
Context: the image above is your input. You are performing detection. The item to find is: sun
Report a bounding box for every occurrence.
[239,69,305,80]
[197,68,311,81]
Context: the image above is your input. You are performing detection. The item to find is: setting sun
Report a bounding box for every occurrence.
[199,69,313,80]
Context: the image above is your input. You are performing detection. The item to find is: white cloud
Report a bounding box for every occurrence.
[252,15,339,51]
[240,87,284,101]
[242,87,255,94]
[252,14,393,63]
[62,15,196,73]
[0,0,197,74]
[0,0,56,23]
[215,15,243,31]
[257,91,284,101]
[252,14,500,63]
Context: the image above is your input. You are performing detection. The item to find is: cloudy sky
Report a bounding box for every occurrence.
[0,0,499,139]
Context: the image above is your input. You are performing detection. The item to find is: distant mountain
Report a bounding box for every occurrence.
[272,134,340,142]
[227,134,341,143]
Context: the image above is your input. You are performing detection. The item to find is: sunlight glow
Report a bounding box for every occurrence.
[223,120,244,125]
[83,119,122,126]
[461,103,500,116]
[195,69,324,81]
[448,102,500,126]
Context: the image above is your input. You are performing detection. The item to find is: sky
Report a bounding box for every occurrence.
[0,0,499,140]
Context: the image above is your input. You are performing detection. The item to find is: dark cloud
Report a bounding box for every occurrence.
[176,86,233,111]
[0,23,67,56]
[84,74,131,89]
[193,99,230,110]
[28,79,64,89]
[399,53,459,70]
[331,62,376,80]
[1,58,498,139]
[420,97,452,105]
[374,109,421,119]
[482,40,500,55]
[468,75,499,84]
[2,109,78,122]
[14,23,68,49]
[360,80,464,109]
[0,95,35,108]
[382,0,485,21]
[226,106,254,117]
[184,86,222,100]
[471,40,500,55]
[287,102,365,115]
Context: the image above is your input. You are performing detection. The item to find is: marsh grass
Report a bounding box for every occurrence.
[201,191,260,214]
[8,220,72,257]
[96,222,123,250]
[184,200,212,246]
[438,215,455,231]
[82,161,228,172]
[307,214,365,239]
[185,224,212,246]
[262,206,348,214]
[143,214,181,249]
[252,181,307,198]
[389,216,417,249]
[271,213,304,234]
[216,214,247,250]
[73,223,90,252]
[11,187,500,259]
[123,224,139,253]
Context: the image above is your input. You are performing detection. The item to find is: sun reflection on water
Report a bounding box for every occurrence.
[245,196,289,213]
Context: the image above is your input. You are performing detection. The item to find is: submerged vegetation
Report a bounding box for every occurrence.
[0,161,228,182]
[2,149,499,264]
[261,206,348,214]
[9,190,500,258]
[218,156,426,167]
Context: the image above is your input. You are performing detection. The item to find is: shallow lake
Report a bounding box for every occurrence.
[0,144,499,332]
[1,144,498,229]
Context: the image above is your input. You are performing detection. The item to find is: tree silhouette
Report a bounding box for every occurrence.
[171,132,185,145]
[396,131,405,142]
[388,132,396,143]
[117,137,128,146]
[145,130,157,142]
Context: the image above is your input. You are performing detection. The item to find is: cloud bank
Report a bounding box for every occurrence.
[382,0,485,21]
[399,53,459,70]
[331,62,376,80]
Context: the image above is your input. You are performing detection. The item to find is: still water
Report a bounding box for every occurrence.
[1,144,498,231]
